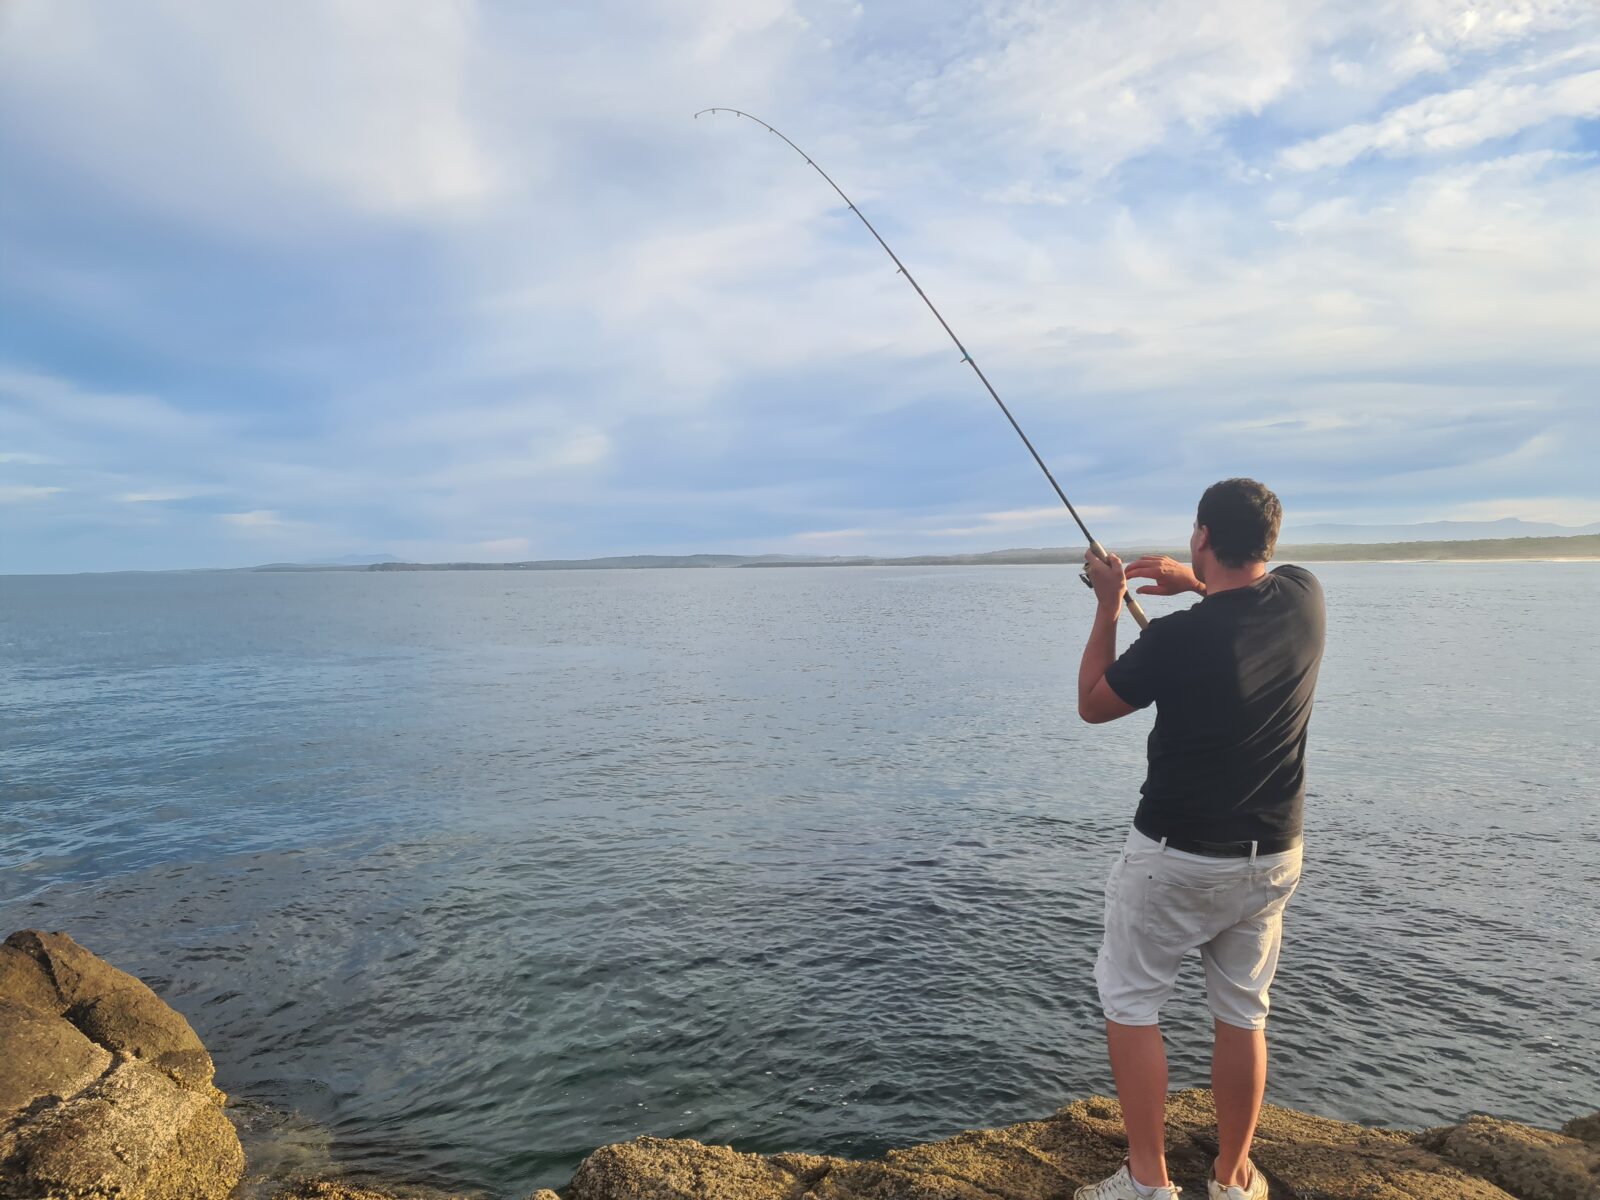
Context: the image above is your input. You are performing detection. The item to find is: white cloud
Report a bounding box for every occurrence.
[1283,66,1600,170]
[0,484,65,503]
[0,0,495,233]
[0,368,206,438]
[220,509,286,530]
[933,1,1315,176]
[898,0,1600,194]
[540,430,611,470]
[926,504,1119,537]
[116,488,209,504]
[792,527,874,541]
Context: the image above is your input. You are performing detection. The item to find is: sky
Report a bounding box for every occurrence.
[1,0,1598,573]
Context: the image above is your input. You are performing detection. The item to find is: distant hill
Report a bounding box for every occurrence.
[740,536,1600,566]
[1279,534,1600,562]
[1285,518,1600,544]
[346,534,1599,572]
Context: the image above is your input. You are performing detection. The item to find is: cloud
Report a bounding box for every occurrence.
[792,527,874,541]
[540,430,611,470]
[0,368,208,439]
[926,504,1119,537]
[1283,66,1600,170]
[219,510,286,530]
[116,488,210,504]
[0,0,495,234]
[0,484,65,503]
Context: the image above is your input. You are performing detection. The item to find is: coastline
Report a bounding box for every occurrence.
[3,930,1597,1200]
[1292,555,1600,563]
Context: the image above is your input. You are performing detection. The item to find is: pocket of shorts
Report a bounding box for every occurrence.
[1142,876,1225,947]
[1248,860,1301,921]
[1257,859,1302,898]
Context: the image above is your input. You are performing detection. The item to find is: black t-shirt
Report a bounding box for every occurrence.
[1103,564,1325,845]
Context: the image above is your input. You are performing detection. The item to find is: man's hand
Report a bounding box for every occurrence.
[1083,549,1127,611]
[1078,549,1137,724]
[1124,554,1204,597]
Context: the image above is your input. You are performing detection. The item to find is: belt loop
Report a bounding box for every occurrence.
[1159,837,1168,854]
[1249,840,1258,864]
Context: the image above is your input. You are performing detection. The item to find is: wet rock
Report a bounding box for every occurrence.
[0,929,244,1200]
[1419,1113,1600,1200]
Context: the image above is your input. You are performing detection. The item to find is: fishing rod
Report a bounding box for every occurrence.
[695,107,1149,630]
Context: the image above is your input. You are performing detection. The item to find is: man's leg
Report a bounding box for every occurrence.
[1200,850,1299,1189]
[1210,1020,1266,1187]
[1106,1020,1170,1188]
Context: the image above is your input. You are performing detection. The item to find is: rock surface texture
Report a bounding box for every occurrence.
[1419,1115,1600,1200]
[564,1090,1599,1200]
[0,929,244,1200]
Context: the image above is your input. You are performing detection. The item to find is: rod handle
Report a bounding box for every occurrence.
[1081,541,1151,631]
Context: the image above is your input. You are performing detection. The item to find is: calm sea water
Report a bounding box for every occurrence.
[2,564,1596,1196]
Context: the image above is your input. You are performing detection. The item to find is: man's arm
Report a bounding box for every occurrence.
[1078,551,1138,724]
[1124,554,1204,597]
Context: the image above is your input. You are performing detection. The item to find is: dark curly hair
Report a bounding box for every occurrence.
[1197,478,1282,568]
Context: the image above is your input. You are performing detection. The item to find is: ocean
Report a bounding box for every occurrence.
[2,563,1596,1196]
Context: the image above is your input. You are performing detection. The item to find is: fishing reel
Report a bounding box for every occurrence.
[1080,541,1109,590]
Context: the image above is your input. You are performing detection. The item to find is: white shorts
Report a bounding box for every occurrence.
[1094,828,1302,1030]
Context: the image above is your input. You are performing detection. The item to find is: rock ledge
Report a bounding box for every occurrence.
[0,929,244,1200]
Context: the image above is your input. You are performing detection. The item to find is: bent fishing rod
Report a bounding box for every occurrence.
[695,107,1149,630]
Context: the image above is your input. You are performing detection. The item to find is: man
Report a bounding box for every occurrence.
[1071,478,1326,1200]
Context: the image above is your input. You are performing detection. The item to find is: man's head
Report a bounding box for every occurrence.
[1190,478,1282,581]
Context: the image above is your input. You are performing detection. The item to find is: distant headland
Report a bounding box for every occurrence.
[335,533,1600,573]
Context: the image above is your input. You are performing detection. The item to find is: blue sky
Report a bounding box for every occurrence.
[2,0,1597,572]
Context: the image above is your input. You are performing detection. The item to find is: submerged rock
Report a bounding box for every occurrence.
[0,929,244,1200]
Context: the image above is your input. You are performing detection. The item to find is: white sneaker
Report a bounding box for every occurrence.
[1207,1159,1267,1199]
[1075,1159,1182,1199]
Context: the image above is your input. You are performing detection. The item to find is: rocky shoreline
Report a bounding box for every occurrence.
[3,930,1595,1200]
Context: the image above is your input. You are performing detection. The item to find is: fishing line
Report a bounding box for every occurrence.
[696,107,1149,630]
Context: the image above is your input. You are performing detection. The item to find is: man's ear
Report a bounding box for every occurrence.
[1194,524,1211,553]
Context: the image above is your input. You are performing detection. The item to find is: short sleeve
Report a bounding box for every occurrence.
[1102,617,1173,710]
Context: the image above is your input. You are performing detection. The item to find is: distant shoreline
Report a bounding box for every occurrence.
[357,533,1600,571]
[6,534,1598,576]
